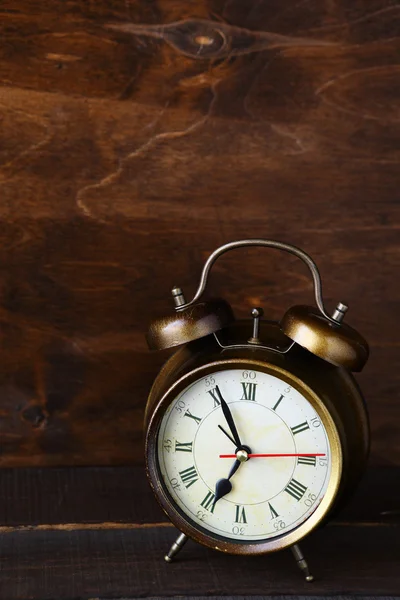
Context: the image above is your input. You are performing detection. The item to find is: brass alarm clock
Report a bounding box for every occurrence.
[144,240,369,580]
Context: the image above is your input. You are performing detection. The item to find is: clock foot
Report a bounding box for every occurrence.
[291,544,314,582]
[164,532,188,563]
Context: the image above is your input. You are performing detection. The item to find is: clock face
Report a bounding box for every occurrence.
[156,367,337,543]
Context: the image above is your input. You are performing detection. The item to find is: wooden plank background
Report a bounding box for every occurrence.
[0,0,399,467]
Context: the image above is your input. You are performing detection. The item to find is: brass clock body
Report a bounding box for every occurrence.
[144,239,369,567]
[145,320,369,555]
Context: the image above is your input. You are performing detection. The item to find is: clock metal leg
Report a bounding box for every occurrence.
[291,544,314,582]
[164,532,188,563]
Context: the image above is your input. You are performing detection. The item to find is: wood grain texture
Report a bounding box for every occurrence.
[1,524,399,599]
[0,1,399,466]
[97,598,400,600]
[1,467,399,599]
[0,466,398,527]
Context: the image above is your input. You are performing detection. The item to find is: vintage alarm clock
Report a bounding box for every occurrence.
[144,240,369,580]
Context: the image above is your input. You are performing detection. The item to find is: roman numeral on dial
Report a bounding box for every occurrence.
[175,441,193,453]
[285,478,307,501]
[179,466,199,488]
[272,394,284,411]
[241,382,257,401]
[207,385,223,408]
[200,491,216,513]
[297,455,316,466]
[234,505,248,523]
[184,410,202,425]
[291,421,310,435]
[268,502,279,519]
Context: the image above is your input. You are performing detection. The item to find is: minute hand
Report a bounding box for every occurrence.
[220,397,242,449]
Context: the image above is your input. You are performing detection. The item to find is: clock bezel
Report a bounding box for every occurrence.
[145,357,342,555]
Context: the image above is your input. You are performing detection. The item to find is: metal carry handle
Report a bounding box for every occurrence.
[175,239,345,325]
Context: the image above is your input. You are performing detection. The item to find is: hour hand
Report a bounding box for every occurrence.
[227,458,241,479]
[213,459,241,506]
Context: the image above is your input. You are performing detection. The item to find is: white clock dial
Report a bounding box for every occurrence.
[157,368,335,542]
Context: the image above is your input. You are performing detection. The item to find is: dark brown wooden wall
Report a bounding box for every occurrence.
[0,0,399,468]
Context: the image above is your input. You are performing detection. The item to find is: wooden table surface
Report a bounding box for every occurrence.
[1,466,399,599]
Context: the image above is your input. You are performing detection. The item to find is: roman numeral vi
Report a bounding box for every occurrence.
[234,505,248,523]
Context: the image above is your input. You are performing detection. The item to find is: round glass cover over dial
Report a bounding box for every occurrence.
[157,368,336,542]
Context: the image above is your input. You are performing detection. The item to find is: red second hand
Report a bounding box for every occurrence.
[219,453,326,458]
